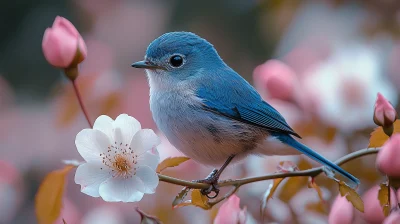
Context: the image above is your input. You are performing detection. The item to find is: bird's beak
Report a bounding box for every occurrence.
[131,60,165,70]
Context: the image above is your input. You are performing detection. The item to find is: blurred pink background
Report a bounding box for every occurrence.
[1,0,400,223]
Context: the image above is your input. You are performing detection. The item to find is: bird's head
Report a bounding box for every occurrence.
[132,32,223,87]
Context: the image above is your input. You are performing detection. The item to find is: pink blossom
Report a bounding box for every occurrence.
[55,198,81,224]
[0,161,23,223]
[362,186,397,223]
[328,195,354,224]
[376,134,400,177]
[42,16,87,68]
[214,195,247,224]
[384,212,400,224]
[374,93,397,127]
[253,60,296,101]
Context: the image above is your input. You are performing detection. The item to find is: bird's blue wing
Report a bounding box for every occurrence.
[195,69,360,187]
[195,68,301,138]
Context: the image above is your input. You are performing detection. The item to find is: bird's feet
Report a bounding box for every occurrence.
[193,169,221,199]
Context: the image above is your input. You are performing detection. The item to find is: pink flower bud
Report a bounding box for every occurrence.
[362,185,397,223]
[214,195,247,224]
[253,60,296,101]
[384,212,400,224]
[374,93,397,127]
[328,195,354,224]
[376,134,400,177]
[42,16,87,68]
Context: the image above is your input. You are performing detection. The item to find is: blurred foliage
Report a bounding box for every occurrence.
[174,189,211,210]
[0,0,76,100]
[338,180,364,212]
[35,165,75,224]
[4,0,399,100]
[369,119,400,148]
[378,182,390,217]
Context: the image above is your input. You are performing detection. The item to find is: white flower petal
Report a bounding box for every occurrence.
[99,176,145,202]
[62,159,84,166]
[130,129,161,155]
[137,150,160,171]
[75,162,109,197]
[113,114,141,145]
[93,115,114,138]
[136,165,159,194]
[75,129,110,162]
[127,191,145,202]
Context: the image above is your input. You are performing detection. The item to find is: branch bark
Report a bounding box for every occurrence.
[158,147,380,189]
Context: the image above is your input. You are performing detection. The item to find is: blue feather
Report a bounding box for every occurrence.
[195,67,359,187]
[196,67,300,138]
[274,134,360,187]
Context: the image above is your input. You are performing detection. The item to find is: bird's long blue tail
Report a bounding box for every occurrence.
[276,134,360,188]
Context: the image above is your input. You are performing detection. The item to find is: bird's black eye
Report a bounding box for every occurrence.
[169,55,184,67]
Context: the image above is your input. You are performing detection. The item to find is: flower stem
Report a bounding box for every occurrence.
[72,80,92,128]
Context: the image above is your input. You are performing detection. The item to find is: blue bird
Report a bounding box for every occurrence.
[131,32,359,195]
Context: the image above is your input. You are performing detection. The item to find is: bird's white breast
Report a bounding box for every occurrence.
[146,70,296,166]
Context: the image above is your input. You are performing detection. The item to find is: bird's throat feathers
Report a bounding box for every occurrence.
[146,67,205,93]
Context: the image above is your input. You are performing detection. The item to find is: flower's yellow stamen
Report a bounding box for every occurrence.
[113,154,131,174]
[99,141,138,179]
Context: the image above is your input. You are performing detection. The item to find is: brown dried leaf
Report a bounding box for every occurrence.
[369,119,400,147]
[172,200,192,209]
[136,207,163,224]
[156,157,190,173]
[266,178,285,202]
[378,182,391,217]
[308,178,325,203]
[338,181,364,212]
[172,187,190,207]
[305,202,327,214]
[190,189,211,210]
[261,178,285,219]
[297,158,313,170]
[35,165,75,224]
[100,92,121,115]
[279,177,307,203]
[173,189,211,210]
[278,159,311,203]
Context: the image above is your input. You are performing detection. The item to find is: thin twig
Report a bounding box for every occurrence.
[208,185,240,206]
[72,80,93,128]
[158,147,380,189]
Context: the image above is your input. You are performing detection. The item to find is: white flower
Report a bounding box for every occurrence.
[74,114,161,202]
